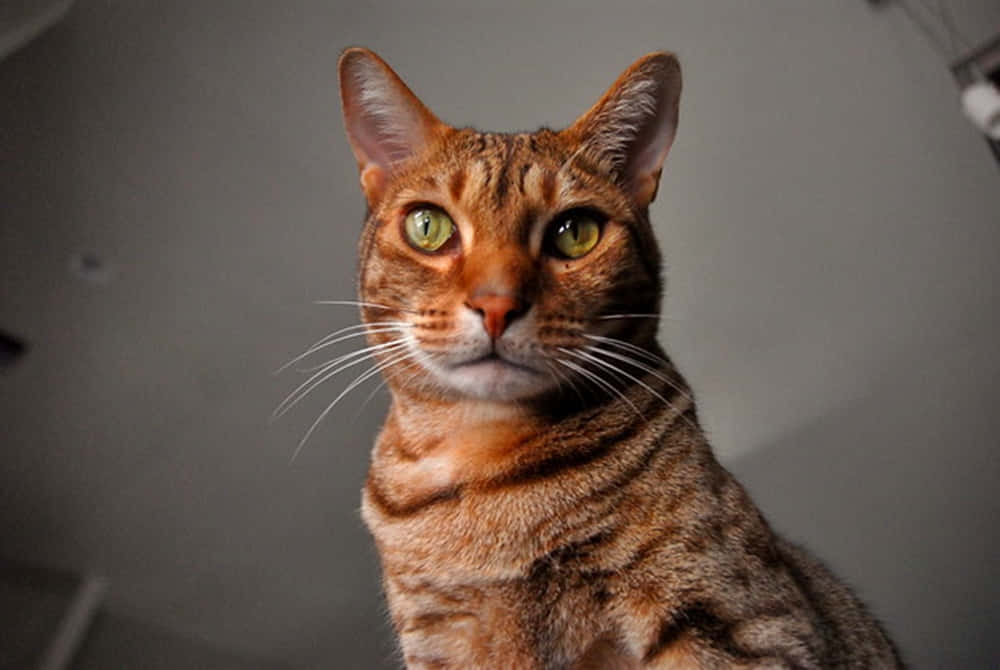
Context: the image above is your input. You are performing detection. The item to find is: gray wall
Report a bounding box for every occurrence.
[1,1,998,667]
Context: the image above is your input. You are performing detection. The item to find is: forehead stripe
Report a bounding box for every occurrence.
[541,168,558,207]
[448,169,466,202]
[517,163,532,195]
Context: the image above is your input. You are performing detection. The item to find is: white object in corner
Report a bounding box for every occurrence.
[0,0,75,61]
[961,81,1000,140]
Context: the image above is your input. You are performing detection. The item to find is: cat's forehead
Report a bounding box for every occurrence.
[380,128,633,237]
[445,131,565,213]
[447,129,567,170]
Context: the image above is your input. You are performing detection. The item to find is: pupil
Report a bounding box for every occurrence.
[421,214,431,237]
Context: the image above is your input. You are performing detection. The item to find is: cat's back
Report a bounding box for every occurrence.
[775,539,904,668]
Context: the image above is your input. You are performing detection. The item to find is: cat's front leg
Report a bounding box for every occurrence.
[394,609,482,669]
[395,610,542,670]
[640,637,822,670]
[387,576,542,670]
[633,607,824,670]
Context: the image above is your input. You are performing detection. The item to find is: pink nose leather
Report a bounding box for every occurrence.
[466,294,522,339]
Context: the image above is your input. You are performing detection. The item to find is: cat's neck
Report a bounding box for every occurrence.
[371,345,696,504]
[363,353,704,577]
[390,396,534,446]
[378,393,548,490]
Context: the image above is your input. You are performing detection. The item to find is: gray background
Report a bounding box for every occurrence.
[2,1,999,668]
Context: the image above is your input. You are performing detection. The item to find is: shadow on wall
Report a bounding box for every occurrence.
[72,610,290,670]
[729,338,1000,669]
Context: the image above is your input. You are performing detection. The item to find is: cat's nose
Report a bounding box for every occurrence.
[465,293,525,339]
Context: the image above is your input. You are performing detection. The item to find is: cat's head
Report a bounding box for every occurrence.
[338,48,681,403]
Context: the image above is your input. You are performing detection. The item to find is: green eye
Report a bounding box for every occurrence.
[549,211,602,259]
[404,207,456,252]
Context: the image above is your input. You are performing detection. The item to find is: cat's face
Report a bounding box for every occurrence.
[340,49,681,403]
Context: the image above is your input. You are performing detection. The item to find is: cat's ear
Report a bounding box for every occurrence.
[565,52,682,207]
[338,48,444,204]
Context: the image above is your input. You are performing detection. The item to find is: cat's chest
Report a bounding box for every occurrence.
[373,408,541,496]
[362,415,574,577]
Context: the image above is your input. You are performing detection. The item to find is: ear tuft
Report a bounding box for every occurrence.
[338,48,442,202]
[565,53,682,207]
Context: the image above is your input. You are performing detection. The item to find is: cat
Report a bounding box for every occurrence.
[335,46,903,669]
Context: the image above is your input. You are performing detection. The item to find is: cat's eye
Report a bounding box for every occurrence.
[404,206,456,252]
[547,210,603,259]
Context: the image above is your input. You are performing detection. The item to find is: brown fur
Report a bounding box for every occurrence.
[336,48,903,669]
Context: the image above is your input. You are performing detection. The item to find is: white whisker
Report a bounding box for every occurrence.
[274,321,411,375]
[558,358,641,417]
[583,333,668,365]
[352,355,426,420]
[313,299,419,314]
[582,342,693,404]
[544,358,586,406]
[569,346,696,429]
[561,347,673,412]
[293,327,411,373]
[271,339,408,420]
[596,313,659,320]
[290,348,420,462]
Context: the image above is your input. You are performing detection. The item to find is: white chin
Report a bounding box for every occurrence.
[438,359,552,401]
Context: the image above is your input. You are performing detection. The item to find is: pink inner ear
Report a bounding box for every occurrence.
[566,53,681,205]
[339,49,440,175]
[615,65,680,200]
[346,82,419,167]
[629,98,678,187]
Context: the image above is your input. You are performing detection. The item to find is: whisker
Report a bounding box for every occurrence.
[351,355,426,420]
[313,299,419,314]
[570,346,696,430]
[595,313,659,320]
[582,342,693,404]
[543,358,586,406]
[595,313,682,321]
[274,321,411,375]
[541,358,564,394]
[275,326,406,374]
[290,349,421,462]
[293,327,411,373]
[557,358,642,417]
[583,333,668,364]
[304,320,410,347]
[561,347,674,414]
[289,337,412,400]
[272,339,408,420]
[292,336,410,387]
